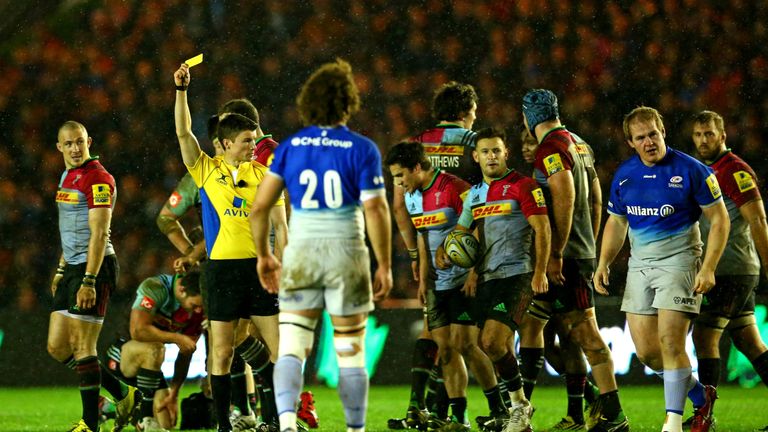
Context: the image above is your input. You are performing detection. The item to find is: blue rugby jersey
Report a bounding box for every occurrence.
[607,147,722,268]
[269,125,385,240]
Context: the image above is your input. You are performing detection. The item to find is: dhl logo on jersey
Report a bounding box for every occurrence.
[423,145,464,155]
[705,174,722,199]
[411,212,448,229]
[574,144,590,155]
[472,203,512,219]
[56,190,79,204]
[734,170,756,193]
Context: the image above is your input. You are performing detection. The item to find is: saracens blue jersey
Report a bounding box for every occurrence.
[269,125,385,240]
[607,147,722,268]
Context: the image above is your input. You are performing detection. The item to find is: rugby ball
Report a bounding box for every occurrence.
[443,230,480,268]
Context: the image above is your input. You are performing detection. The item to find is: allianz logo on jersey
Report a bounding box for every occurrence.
[224,197,249,217]
[290,136,353,148]
[626,204,675,217]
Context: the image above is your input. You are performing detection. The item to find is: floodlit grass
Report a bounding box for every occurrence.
[0,385,765,431]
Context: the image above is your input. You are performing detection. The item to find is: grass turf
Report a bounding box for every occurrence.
[0,385,765,431]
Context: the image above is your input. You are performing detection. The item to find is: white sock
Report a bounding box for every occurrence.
[662,412,683,432]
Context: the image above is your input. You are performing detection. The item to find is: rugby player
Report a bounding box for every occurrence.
[249,58,392,432]
[49,121,119,432]
[595,106,729,432]
[687,110,768,428]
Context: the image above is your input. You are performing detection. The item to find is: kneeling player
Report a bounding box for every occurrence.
[103,271,204,431]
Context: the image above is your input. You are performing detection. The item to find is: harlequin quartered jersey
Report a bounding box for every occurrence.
[269,125,385,240]
[131,274,204,338]
[700,150,761,276]
[608,147,722,268]
[56,158,116,265]
[405,171,470,291]
[532,127,596,260]
[458,169,547,282]
[409,124,482,184]
[186,153,284,260]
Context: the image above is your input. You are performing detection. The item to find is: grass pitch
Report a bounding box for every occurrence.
[0,385,765,431]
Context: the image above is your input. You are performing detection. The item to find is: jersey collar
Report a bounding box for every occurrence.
[254,134,273,147]
[538,125,567,143]
[436,122,463,129]
[486,168,515,184]
[706,148,731,166]
[422,169,441,192]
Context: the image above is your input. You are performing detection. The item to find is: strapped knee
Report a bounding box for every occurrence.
[334,322,367,368]
[696,311,729,331]
[278,313,317,361]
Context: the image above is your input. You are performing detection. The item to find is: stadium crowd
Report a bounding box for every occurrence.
[1,0,767,313]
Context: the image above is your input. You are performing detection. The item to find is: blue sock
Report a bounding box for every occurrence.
[338,367,368,429]
[663,367,691,415]
[687,378,706,408]
[274,355,304,416]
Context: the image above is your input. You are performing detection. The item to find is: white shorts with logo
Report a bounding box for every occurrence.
[621,265,701,315]
[278,238,373,316]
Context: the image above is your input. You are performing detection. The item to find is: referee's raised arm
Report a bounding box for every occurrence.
[173,63,201,167]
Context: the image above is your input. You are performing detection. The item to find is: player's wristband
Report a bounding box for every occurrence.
[56,264,65,276]
[407,248,419,260]
[175,85,187,91]
[82,273,96,288]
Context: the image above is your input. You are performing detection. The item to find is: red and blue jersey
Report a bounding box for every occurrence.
[608,148,722,268]
[56,158,116,265]
[405,171,470,290]
[700,150,761,276]
[458,170,547,282]
[270,125,385,240]
[409,124,481,184]
[131,274,204,338]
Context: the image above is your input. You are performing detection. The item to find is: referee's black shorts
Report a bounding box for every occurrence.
[203,258,278,321]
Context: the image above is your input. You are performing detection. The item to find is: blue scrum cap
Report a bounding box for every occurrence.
[522,89,559,139]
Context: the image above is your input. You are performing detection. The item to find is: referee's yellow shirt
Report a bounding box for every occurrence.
[187,153,284,260]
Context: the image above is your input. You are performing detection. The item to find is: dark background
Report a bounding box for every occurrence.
[0,0,767,386]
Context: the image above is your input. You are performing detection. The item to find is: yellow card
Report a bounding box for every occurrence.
[185,53,203,68]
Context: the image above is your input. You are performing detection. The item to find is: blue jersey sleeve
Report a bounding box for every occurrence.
[607,171,627,216]
[358,140,385,196]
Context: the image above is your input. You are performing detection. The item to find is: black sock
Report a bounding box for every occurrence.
[498,378,512,408]
[136,368,165,420]
[599,390,622,420]
[752,351,768,387]
[519,347,544,400]
[230,355,250,415]
[410,339,438,409]
[483,385,506,415]
[235,336,271,374]
[565,374,586,423]
[211,374,232,431]
[493,351,522,393]
[584,379,599,404]
[427,365,449,418]
[697,358,721,387]
[425,366,439,411]
[75,356,101,431]
[99,366,127,401]
[254,362,278,425]
[449,397,468,423]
